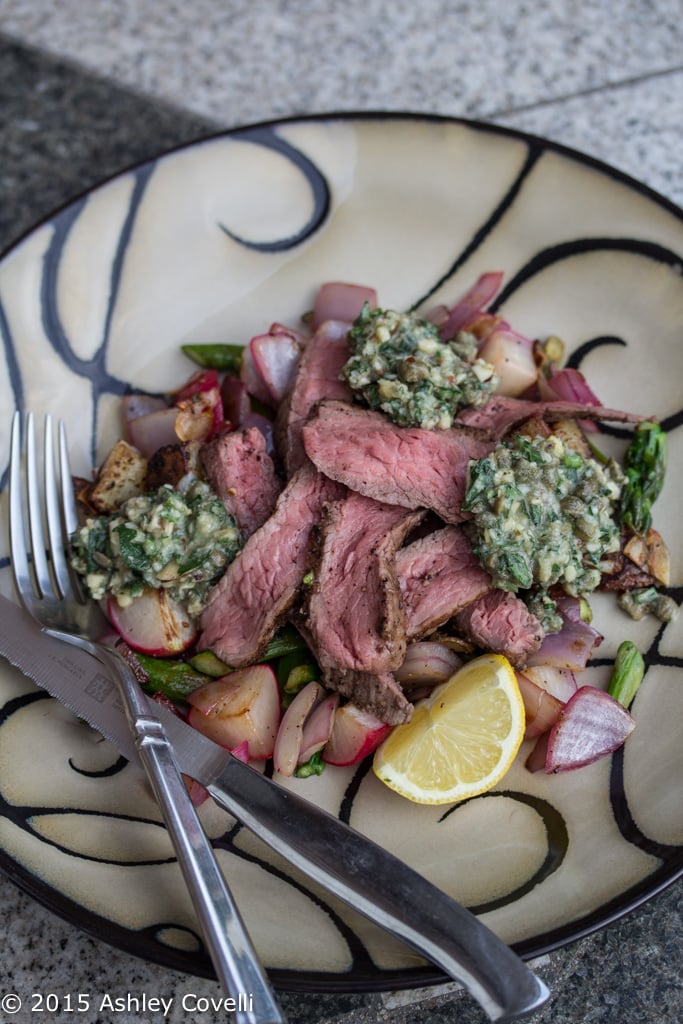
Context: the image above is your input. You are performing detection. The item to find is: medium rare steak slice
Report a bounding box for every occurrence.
[307,493,423,675]
[199,462,343,665]
[455,395,646,441]
[302,400,493,523]
[292,615,413,724]
[454,590,544,668]
[397,526,492,638]
[200,426,281,537]
[324,666,413,725]
[275,320,353,475]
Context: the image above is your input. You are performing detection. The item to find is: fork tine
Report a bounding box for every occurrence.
[44,414,74,601]
[8,411,33,604]
[25,413,54,599]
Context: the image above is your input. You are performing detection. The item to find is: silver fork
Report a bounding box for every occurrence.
[9,411,286,1024]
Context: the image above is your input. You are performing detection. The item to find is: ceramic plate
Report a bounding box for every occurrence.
[0,113,682,991]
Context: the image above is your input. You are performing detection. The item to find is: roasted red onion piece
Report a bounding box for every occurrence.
[437,271,504,339]
[128,406,180,458]
[545,686,635,772]
[516,672,565,738]
[538,367,602,430]
[273,680,323,776]
[299,692,339,764]
[311,281,377,330]
[394,641,462,688]
[522,665,578,703]
[526,613,603,671]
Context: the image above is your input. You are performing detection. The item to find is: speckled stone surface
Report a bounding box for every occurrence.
[0,3,681,1022]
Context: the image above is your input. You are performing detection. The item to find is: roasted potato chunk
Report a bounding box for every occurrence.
[145,440,202,490]
[89,440,147,513]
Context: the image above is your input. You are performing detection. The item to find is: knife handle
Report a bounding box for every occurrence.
[94,646,286,1024]
[206,759,549,1023]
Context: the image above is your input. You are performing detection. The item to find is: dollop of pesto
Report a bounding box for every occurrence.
[71,480,241,617]
[341,304,498,429]
[462,434,624,629]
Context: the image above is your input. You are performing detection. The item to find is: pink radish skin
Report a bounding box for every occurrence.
[273,681,323,777]
[516,672,565,739]
[250,331,302,404]
[187,665,281,760]
[323,703,391,767]
[298,692,339,764]
[107,590,197,655]
[544,685,635,773]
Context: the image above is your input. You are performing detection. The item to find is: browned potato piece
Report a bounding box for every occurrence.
[549,418,592,458]
[89,440,148,513]
[145,441,202,490]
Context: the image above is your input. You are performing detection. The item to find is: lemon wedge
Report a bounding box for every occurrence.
[373,653,525,804]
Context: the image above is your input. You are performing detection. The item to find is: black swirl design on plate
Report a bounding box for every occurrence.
[491,237,683,309]
[40,164,156,466]
[218,126,331,251]
[67,752,129,778]
[410,141,544,310]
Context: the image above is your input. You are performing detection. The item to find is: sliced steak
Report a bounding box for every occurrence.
[453,590,544,668]
[199,462,344,665]
[275,320,353,475]
[200,426,281,537]
[307,492,423,675]
[455,395,646,441]
[291,614,413,724]
[302,400,493,523]
[397,526,492,638]
[324,667,413,725]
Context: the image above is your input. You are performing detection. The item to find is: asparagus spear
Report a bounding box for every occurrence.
[181,343,243,373]
[619,422,667,535]
[607,640,645,708]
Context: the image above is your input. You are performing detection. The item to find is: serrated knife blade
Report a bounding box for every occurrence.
[0,593,549,1022]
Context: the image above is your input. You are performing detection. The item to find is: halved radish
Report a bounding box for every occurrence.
[479,327,538,397]
[322,703,391,766]
[249,330,302,404]
[516,672,565,739]
[299,692,339,764]
[543,685,635,773]
[239,343,273,405]
[187,665,281,760]
[107,589,197,655]
[273,681,322,777]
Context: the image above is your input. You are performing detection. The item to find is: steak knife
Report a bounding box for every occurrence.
[0,594,549,1021]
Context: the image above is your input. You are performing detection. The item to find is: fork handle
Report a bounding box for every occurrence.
[92,645,285,1024]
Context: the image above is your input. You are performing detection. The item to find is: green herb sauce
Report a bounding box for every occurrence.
[71,480,241,617]
[341,305,498,429]
[462,434,624,629]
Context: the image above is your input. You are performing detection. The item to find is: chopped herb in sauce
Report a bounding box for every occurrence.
[463,434,624,629]
[71,480,241,617]
[341,304,498,429]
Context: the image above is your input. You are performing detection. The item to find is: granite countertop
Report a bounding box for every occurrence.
[0,2,681,1022]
